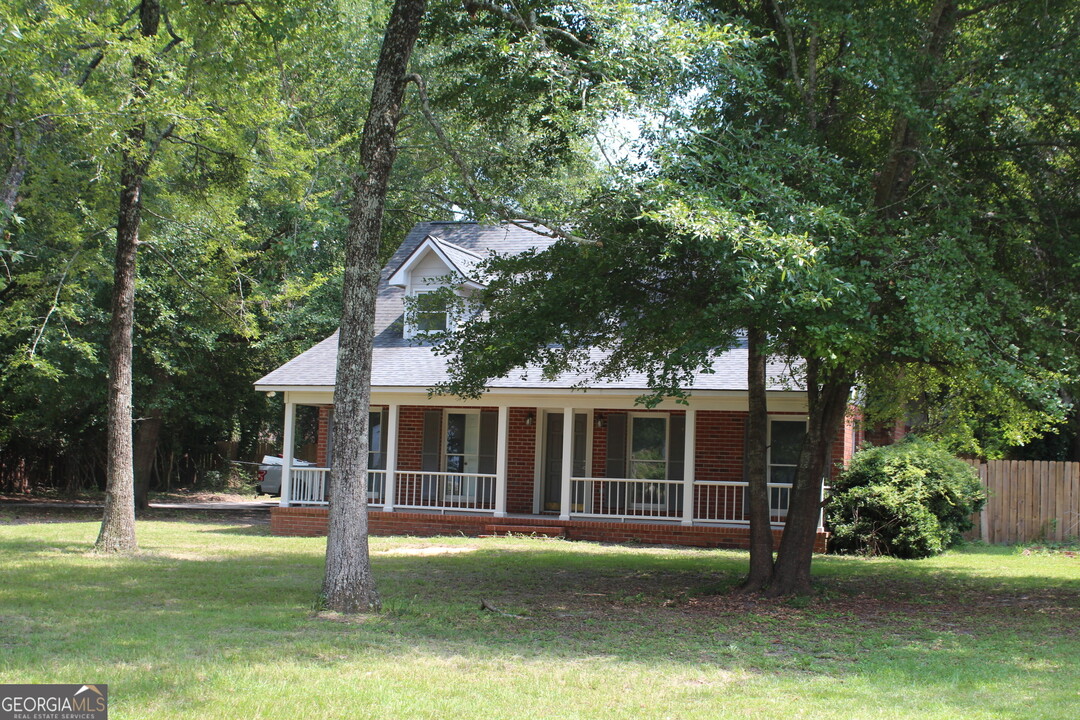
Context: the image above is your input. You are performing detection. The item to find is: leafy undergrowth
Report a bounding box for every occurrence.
[0,520,1076,720]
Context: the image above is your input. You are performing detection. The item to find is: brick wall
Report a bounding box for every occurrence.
[270,506,829,553]
[506,408,536,514]
[694,411,745,483]
[397,406,426,472]
[591,412,608,478]
[316,407,331,467]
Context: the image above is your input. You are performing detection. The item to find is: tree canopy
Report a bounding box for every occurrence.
[437,0,1080,592]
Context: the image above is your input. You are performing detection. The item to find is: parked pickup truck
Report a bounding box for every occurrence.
[255,455,314,496]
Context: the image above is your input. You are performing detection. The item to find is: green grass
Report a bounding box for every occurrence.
[0,514,1077,720]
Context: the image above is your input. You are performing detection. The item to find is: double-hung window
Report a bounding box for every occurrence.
[629,414,668,509]
[412,289,448,334]
[767,419,806,518]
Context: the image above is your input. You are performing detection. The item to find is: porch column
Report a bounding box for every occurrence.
[681,408,696,526]
[494,405,509,517]
[559,406,574,521]
[818,481,827,531]
[280,399,296,507]
[383,404,398,512]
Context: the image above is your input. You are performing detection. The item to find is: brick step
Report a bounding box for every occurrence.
[482,524,566,538]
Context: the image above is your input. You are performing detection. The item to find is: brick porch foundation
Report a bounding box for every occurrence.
[270,507,830,553]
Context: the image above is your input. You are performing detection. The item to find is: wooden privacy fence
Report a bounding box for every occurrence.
[965,460,1080,544]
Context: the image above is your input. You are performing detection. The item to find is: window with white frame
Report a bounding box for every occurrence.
[768,418,806,517]
[412,288,449,334]
[629,415,668,480]
[629,414,668,508]
[445,411,481,476]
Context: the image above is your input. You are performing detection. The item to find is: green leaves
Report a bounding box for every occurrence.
[436,0,1080,460]
[828,438,986,558]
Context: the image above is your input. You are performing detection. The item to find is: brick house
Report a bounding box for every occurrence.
[255,222,858,549]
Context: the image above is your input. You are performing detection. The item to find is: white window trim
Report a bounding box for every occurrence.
[442,409,482,501]
[766,416,808,518]
[628,413,670,510]
[405,287,449,340]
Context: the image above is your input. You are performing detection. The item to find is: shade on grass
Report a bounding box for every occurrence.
[0,517,1076,720]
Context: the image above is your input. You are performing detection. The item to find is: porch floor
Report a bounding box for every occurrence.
[270,507,830,553]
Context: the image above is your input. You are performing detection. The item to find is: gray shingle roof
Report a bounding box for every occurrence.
[254,222,802,393]
[430,237,485,283]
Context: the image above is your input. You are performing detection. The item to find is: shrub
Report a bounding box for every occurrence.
[827,438,986,558]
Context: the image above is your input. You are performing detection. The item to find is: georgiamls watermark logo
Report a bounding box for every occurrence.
[1,684,108,720]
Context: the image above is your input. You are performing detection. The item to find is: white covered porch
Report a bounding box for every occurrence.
[273,390,830,531]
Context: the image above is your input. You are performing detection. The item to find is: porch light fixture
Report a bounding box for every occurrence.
[266,391,277,398]
[524,412,536,426]
[594,416,606,429]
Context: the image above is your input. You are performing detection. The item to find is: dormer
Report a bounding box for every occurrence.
[388,235,486,339]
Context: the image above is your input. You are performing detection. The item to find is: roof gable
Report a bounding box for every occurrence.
[387,235,486,289]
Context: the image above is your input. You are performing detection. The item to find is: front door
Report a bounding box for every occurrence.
[543,414,564,511]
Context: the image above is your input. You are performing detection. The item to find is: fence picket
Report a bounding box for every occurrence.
[963,460,1079,544]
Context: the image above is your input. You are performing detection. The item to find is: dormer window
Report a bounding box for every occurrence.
[413,289,449,333]
[388,234,487,341]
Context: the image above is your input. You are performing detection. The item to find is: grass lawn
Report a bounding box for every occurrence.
[0,512,1076,720]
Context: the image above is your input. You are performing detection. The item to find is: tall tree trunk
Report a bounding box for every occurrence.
[322,0,426,614]
[768,370,851,596]
[872,0,957,215]
[2,92,28,222]
[2,145,27,219]
[739,326,773,592]
[763,0,958,594]
[133,405,164,510]
[96,0,161,552]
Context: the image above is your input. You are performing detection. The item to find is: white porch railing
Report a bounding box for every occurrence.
[393,471,497,512]
[288,468,387,507]
[290,467,329,505]
[569,478,686,520]
[288,469,819,527]
[565,478,798,524]
[691,481,793,525]
[367,470,387,506]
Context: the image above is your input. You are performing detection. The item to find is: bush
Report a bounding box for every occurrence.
[827,438,986,558]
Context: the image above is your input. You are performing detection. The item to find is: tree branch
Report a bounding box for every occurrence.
[766,0,804,92]
[404,73,592,244]
[27,251,80,359]
[464,1,589,50]
[146,122,176,163]
[139,240,242,324]
[77,52,106,88]
[158,6,184,56]
[164,134,240,158]
[956,0,1014,21]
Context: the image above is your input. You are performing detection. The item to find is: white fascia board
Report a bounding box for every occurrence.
[256,384,808,412]
[369,385,804,398]
[369,387,808,412]
[388,236,483,288]
[388,237,438,284]
[253,384,335,393]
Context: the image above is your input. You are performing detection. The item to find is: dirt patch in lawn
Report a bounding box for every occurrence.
[670,573,1079,637]
[151,490,261,504]
[491,564,1080,641]
[0,505,269,526]
[375,545,480,556]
